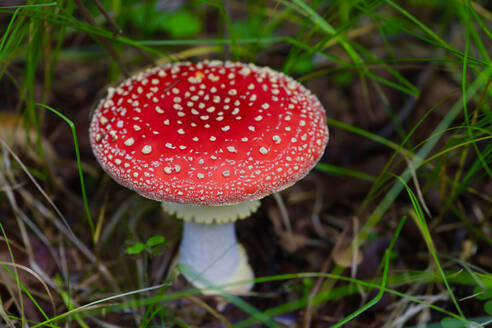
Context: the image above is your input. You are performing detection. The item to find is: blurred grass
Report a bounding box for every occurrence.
[0,0,491,327]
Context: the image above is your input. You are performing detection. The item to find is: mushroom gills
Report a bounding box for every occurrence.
[161,199,261,224]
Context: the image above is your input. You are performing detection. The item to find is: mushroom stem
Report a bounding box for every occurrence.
[179,221,253,294]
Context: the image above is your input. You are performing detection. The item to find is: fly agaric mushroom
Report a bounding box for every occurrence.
[89,60,328,294]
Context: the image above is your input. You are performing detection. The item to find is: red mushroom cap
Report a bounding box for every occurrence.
[89,61,328,205]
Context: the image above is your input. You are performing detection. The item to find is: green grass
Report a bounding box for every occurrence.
[0,0,491,327]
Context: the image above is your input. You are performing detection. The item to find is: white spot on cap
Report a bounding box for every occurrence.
[109,130,117,140]
[222,170,230,177]
[164,167,172,174]
[227,146,237,153]
[210,136,216,141]
[103,100,114,108]
[174,165,181,172]
[142,145,152,154]
[255,115,263,121]
[299,120,306,126]
[221,125,230,132]
[228,89,237,95]
[208,74,219,82]
[239,67,251,75]
[124,138,135,146]
[241,137,248,142]
[164,119,170,125]
[197,173,205,179]
[259,147,268,155]
[272,135,281,144]
[188,76,202,84]
[155,106,164,114]
[99,116,108,125]
[177,128,185,135]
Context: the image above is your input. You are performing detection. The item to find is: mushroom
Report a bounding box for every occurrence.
[89,60,328,294]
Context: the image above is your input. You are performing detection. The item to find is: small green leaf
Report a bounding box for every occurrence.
[126,242,145,255]
[302,278,314,289]
[473,286,492,300]
[441,317,465,328]
[146,235,166,248]
[485,300,492,315]
[333,71,354,86]
[163,11,201,38]
[232,16,264,38]
[291,53,314,75]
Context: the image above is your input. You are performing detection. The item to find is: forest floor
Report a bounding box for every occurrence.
[0,1,491,327]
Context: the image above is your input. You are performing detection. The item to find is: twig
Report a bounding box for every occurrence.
[376,64,434,140]
[92,0,155,66]
[404,156,432,218]
[73,0,130,77]
[1,139,118,290]
[308,174,326,237]
[273,192,292,233]
[92,0,122,36]
[222,0,231,60]
[185,295,232,328]
[302,258,331,328]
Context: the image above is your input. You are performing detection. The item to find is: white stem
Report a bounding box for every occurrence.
[179,221,240,288]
